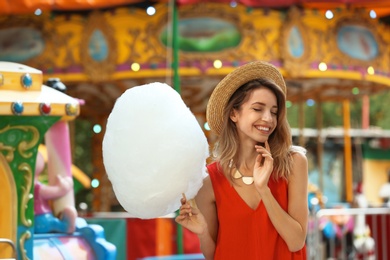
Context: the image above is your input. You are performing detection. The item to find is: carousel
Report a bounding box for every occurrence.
[1,0,390,259]
[0,63,116,258]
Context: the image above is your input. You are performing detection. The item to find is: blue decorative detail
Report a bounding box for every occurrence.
[77,219,117,260]
[288,26,304,58]
[11,101,24,115]
[34,213,70,234]
[33,218,117,260]
[0,27,45,62]
[88,29,109,61]
[337,25,379,61]
[21,73,33,88]
[232,61,240,67]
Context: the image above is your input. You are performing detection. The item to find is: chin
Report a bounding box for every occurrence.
[255,137,268,144]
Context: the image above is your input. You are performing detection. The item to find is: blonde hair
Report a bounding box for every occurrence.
[211,79,303,181]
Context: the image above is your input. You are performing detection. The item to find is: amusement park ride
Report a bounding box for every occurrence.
[1,0,390,259]
[0,62,116,259]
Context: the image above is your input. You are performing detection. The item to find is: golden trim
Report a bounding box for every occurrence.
[16,126,39,159]
[0,125,39,160]
[80,11,118,82]
[0,142,16,162]
[0,102,80,118]
[19,230,31,260]
[19,162,32,227]
[0,64,43,92]
[0,153,18,256]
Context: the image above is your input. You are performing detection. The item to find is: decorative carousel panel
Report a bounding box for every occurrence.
[280,7,312,77]
[175,3,284,69]
[328,9,384,69]
[80,12,117,82]
[160,17,241,53]
[0,27,45,63]
[337,25,379,61]
[0,15,50,64]
[0,14,56,68]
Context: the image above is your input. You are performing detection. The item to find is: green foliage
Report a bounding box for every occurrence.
[73,119,94,210]
[287,90,390,129]
[369,91,390,129]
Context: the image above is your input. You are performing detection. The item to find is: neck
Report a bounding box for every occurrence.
[236,153,257,172]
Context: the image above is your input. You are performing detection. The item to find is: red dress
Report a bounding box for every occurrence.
[207,162,307,260]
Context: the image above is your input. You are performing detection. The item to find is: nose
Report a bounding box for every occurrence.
[262,110,273,122]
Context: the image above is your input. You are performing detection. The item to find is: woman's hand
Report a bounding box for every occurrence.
[175,196,208,236]
[254,141,274,193]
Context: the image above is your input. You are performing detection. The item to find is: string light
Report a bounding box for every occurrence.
[325,10,334,19]
[91,179,100,188]
[34,9,42,16]
[367,66,375,75]
[131,63,140,71]
[306,99,315,107]
[93,124,102,134]
[318,62,327,71]
[370,10,377,19]
[230,1,238,8]
[146,6,156,16]
[213,60,222,69]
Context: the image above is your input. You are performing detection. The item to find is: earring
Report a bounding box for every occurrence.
[228,159,233,168]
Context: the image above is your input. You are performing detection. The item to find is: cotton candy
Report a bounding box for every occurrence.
[102,82,209,219]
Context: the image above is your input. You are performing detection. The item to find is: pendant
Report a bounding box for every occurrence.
[242,176,254,185]
[233,170,254,185]
[233,170,242,179]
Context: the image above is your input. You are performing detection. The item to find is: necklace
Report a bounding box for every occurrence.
[233,169,254,185]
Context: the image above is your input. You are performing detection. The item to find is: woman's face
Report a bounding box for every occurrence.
[230,87,278,144]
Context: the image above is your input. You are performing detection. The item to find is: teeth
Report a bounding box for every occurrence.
[258,126,269,131]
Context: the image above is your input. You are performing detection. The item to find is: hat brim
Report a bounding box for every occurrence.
[206,61,286,136]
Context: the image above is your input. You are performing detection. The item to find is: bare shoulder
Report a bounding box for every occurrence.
[289,147,308,181]
[292,151,307,165]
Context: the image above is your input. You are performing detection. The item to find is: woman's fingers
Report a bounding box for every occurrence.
[255,141,272,159]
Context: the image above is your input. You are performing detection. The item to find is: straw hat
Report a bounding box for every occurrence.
[206,61,286,135]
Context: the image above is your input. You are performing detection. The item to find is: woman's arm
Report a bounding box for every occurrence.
[257,151,309,252]
[175,176,218,260]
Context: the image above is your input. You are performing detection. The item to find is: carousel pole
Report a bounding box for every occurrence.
[316,101,324,194]
[362,95,370,129]
[170,0,184,255]
[172,0,181,94]
[343,99,353,203]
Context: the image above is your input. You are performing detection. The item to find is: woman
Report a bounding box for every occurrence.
[176,61,308,259]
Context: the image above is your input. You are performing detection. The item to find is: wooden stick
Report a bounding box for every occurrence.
[181,193,192,217]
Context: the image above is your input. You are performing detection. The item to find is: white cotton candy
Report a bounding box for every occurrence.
[102,82,209,219]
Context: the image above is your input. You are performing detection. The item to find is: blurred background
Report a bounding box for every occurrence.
[1,1,390,259]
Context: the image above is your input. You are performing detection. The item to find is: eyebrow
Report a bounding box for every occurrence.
[252,102,278,109]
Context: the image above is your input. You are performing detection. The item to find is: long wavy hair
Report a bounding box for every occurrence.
[211,78,299,181]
